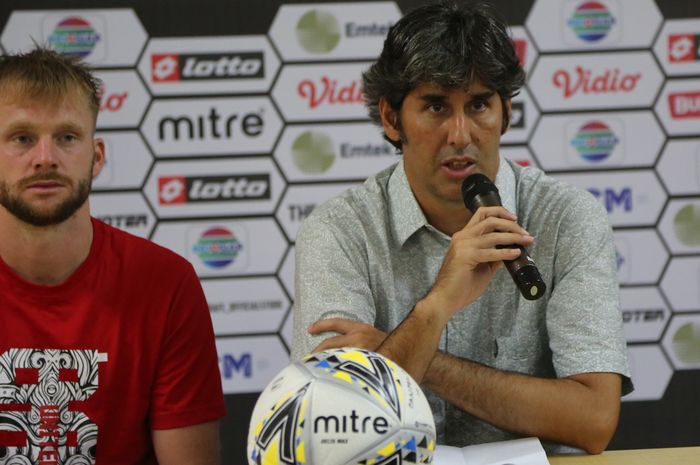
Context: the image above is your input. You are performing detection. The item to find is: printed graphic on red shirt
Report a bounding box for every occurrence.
[0,348,107,465]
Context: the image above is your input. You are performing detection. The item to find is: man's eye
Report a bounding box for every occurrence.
[60,134,78,143]
[471,100,487,111]
[14,134,32,144]
[428,103,444,113]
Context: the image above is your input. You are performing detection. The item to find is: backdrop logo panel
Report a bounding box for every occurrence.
[93,132,153,190]
[509,26,538,74]
[613,230,668,285]
[661,257,700,312]
[662,316,700,369]
[0,9,146,66]
[276,183,358,241]
[141,97,282,156]
[653,19,700,76]
[151,219,287,278]
[272,63,372,122]
[500,146,539,168]
[95,70,150,129]
[526,0,660,51]
[269,2,401,61]
[620,287,669,343]
[624,346,673,401]
[138,36,280,95]
[500,88,539,144]
[216,336,290,394]
[655,79,700,136]
[203,278,290,336]
[145,158,283,218]
[657,140,700,196]
[529,52,663,110]
[658,200,700,254]
[531,111,662,170]
[89,192,155,239]
[554,171,666,226]
[275,123,396,181]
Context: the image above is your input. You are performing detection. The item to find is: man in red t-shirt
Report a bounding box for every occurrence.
[0,48,226,464]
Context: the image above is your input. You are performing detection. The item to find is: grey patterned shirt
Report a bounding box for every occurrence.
[292,158,632,449]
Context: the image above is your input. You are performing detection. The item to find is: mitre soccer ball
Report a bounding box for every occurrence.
[247,348,436,465]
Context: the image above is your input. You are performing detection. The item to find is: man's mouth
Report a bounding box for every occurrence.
[444,160,474,169]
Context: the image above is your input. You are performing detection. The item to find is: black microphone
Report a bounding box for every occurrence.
[461,173,546,301]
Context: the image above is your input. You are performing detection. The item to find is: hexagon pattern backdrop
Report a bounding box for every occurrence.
[1,0,700,462]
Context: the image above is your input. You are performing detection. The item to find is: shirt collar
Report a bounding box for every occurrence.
[388,157,517,246]
[494,158,517,215]
[388,159,429,245]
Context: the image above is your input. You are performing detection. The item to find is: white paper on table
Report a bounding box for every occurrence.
[433,437,550,465]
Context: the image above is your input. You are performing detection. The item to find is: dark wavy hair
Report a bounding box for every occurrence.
[0,47,101,121]
[362,0,525,150]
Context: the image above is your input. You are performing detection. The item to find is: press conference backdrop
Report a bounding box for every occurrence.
[1,0,699,462]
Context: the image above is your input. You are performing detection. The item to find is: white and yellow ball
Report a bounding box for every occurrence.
[247,348,436,465]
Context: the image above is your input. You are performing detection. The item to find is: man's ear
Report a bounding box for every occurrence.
[92,137,106,179]
[502,98,512,135]
[379,97,401,143]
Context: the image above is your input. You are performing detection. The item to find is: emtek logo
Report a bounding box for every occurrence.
[159,174,270,204]
[296,10,341,53]
[668,34,700,63]
[151,52,264,82]
[292,131,335,174]
[589,187,632,213]
[567,1,615,43]
[220,353,253,379]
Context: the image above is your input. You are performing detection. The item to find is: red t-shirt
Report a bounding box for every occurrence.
[0,218,226,464]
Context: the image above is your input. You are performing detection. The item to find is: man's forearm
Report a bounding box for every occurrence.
[376,297,449,382]
[423,352,621,454]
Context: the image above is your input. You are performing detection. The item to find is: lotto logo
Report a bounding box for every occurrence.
[151,54,180,82]
[159,176,186,204]
[668,34,700,63]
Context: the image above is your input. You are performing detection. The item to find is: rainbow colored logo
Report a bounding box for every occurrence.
[192,227,243,268]
[570,121,618,162]
[48,16,101,58]
[567,1,616,43]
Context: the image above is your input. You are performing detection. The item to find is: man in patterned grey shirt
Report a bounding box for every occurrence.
[292,0,632,454]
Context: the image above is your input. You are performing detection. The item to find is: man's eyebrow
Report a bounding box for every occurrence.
[470,90,496,100]
[417,93,448,102]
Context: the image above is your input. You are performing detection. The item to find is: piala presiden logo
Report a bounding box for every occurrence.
[292,131,335,174]
[673,204,700,247]
[296,10,340,54]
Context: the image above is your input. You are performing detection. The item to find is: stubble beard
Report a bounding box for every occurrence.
[0,169,93,227]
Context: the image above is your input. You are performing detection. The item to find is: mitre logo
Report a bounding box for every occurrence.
[552,67,641,98]
[668,91,700,119]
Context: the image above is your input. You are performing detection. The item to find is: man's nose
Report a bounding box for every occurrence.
[446,113,471,149]
[31,138,59,169]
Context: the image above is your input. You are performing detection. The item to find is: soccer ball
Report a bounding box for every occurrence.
[247,348,436,465]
